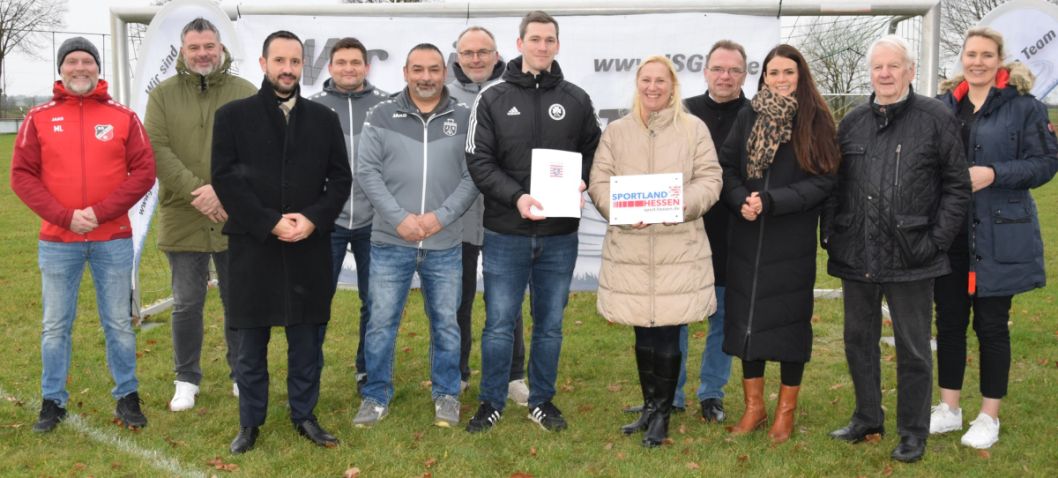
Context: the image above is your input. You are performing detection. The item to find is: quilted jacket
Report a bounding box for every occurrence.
[824,90,971,283]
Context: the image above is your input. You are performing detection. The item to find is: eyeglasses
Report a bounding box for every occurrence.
[707,67,746,76]
[459,49,495,59]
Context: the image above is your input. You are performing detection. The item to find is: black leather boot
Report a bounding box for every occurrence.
[621,346,655,435]
[643,352,681,447]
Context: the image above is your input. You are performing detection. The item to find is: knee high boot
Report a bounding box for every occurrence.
[621,346,656,435]
[729,377,767,435]
[643,352,681,447]
[768,384,800,443]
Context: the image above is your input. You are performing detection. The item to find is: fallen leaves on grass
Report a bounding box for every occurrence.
[864,433,883,444]
[606,382,623,393]
[196,407,209,417]
[343,467,361,478]
[811,314,822,324]
[678,423,687,434]
[163,436,187,448]
[420,380,433,389]
[560,378,575,393]
[206,457,239,472]
[829,383,845,390]
[603,442,614,450]
[424,457,437,468]
[510,472,533,478]
[529,447,537,457]
[882,464,893,476]
[686,462,700,470]
[412,431,424,442]
[692,330,706,339]
[978,449,992,459]
[737,454,749,464]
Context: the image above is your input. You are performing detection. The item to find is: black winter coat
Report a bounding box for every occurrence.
[938,78,1058,297]
[720,106,837,363]
[684,91,747,287]
[465,57,601,236]
[824,92,971,283]
[211,82,352,327]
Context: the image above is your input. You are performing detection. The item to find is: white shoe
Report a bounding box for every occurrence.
[928,402,962,434]
[507,379,529,407]
[168,381,199,412]
[961,413,1000,449]
[232,382,240,398]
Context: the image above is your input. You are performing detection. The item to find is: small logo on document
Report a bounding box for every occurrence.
[442,118,458,137]
[548,103,565,121]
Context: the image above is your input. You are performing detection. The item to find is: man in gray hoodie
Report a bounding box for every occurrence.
[353,44,478,429]
[446,26,530,406]
[308,38,388,390]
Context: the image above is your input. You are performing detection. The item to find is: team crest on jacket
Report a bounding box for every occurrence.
[548,103,566,121]
[443,118,458,137]
[94,124,114,142]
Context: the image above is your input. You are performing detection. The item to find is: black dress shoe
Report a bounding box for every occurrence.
[699,398,725,423]
[295,419,339,447]
[891,435,926,463]
[829,422,885,443]
[230,427,259,454]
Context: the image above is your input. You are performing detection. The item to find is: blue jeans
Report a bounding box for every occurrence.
[38,239,138,407]
[677,286,731,407]
[328,224,371,374]
[362,243,462,406]
[479,230,577,411]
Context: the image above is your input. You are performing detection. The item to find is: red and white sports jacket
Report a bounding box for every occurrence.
[11,79,155,242]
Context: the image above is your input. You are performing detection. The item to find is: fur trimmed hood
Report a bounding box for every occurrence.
[939,61,1034,96]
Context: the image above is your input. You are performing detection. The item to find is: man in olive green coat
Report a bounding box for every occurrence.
[145,17,256,412]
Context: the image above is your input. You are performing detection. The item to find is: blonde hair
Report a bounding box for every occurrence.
[631,55,687,128]
[964,26,1005,59]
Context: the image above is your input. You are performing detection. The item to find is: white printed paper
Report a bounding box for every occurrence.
[529,149,583,218]
[608,173,684,225]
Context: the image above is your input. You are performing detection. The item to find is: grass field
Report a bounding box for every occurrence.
[0,131,1056,477]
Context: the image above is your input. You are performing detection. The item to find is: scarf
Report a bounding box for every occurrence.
[746,87,797,179]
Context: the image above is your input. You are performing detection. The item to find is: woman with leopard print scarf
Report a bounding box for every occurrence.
[717,44,841,444]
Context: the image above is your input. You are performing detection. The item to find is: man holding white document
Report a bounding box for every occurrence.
[464,10,601,433]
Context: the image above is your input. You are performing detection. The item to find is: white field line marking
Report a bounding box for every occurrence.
[0,385,206,478]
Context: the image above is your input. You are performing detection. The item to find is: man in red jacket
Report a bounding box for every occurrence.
[10,37,156,433]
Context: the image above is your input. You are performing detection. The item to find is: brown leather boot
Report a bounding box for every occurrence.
[728,377,767,435]
[768,385,800,443]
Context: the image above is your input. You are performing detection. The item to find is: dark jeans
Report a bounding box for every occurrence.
[233,323,325,427]
[458,242,525,382]
[934,241,1012,399]
[328,224,372,374]
[842,278,933,439]
[166,251,236,385]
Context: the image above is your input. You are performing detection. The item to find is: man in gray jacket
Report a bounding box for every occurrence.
[353,43,478,428]
[446,26,530,406]
[307,38,388,391]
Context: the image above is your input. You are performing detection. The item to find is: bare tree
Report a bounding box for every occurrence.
[0,0,67,95]
[794,16,888,119]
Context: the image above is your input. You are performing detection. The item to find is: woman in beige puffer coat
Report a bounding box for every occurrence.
[588,55,723,448]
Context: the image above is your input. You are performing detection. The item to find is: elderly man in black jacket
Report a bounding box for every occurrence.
[212,30,352,455]
[823,35,971,464]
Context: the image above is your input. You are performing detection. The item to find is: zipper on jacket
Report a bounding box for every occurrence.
[347,97,355,229]
[79,97,88,241]
[531,80,543,236]
[893,144,903,212]
[648,127,656,326]
[411,105,455,249]
[744,170,770,352]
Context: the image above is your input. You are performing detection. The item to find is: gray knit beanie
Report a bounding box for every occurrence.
[57,37,101,73]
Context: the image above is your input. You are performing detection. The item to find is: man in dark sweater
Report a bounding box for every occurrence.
[679,40,748,423]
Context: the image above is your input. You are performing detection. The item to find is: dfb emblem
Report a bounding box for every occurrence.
[442,118,458,137]
[94,124,114,142]
[548,103,566,121]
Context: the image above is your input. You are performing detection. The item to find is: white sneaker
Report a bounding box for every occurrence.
[929,402,962,434]
[961,413,1000,449]
[168,381,199,412]
[232,382,240,398]
[507,379,529,407]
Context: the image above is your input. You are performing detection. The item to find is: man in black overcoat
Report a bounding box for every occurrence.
[211,30,352,454]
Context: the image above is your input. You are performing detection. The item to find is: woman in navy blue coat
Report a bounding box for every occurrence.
[932,27,1058,449]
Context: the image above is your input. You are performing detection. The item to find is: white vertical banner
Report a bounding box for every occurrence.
[127,0,244,315]
[224,11,779,289]
[977,0,1058,98]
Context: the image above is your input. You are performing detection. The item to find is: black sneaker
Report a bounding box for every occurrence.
[115,392,148,428]
[528,401,567,432]
[466,402,502,433]
[32,399,67,433]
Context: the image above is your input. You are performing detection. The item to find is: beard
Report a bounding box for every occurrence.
[270,73,300,94]
[65,78,97,95]
[186,51,225,76]
[413,83,439,99]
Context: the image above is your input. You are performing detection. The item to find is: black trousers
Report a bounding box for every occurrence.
[458,242,526,382]
[842,278,934,439]
[934,237,1013,399]
[234,323,325,428]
